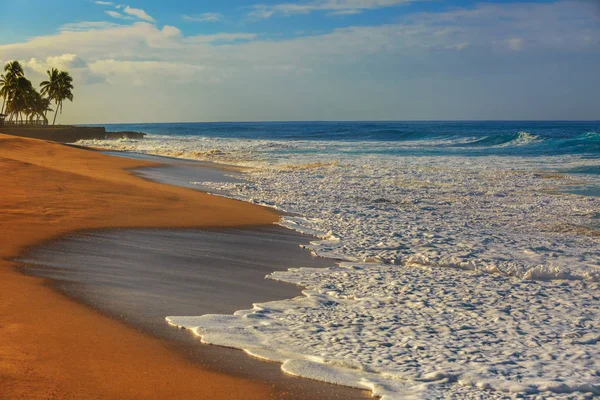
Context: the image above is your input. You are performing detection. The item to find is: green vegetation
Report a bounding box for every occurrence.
[0,61,74,125]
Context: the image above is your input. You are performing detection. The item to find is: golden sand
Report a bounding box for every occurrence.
[0,134,285,399]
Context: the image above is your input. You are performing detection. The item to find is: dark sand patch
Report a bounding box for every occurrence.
[19,226,367,399]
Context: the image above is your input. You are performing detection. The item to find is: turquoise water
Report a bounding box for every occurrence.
[86,121,600,197]
[95,121,600,160]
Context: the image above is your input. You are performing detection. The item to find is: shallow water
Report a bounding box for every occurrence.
[77,122,600,399]
[102,150,244,194]
[20,228,368,399]
[21,227,330,320]
[18,156,368,400]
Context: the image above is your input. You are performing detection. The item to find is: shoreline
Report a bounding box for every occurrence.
[18,226,368,399]
[79,125,600,397]
[5,129,597,399]
[0,133,294,399]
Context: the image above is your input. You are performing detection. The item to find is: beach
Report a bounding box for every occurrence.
[17,224,367,399]
[0,133,300,399]
[1,1,597,396]
[2,121,599,399]
[77,121,600,398]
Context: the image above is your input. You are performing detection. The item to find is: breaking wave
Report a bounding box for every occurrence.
[77,121,600,399]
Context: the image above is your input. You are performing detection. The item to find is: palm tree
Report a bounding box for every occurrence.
[1,62,74,125]
[7,86,52,125]
[38,96,53,124]
[0,74,12,115]
[40,68,59,103]
[4,61,24,78]
[53,71,74,125]
[23,89,38,124]
[1,61,25,117]
[29,92,53,124]
[6,76,33,124]
[40,69,74,125]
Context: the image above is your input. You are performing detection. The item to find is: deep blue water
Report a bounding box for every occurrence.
[95,121,600,160]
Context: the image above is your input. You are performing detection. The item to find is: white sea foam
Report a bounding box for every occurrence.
[81,135,600,398]
[500,131,542,147]
[168,262,600,399]
[194,154,600,282]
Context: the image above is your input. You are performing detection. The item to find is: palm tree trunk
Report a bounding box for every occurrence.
[1,97,5,115]
[52,102,60,125]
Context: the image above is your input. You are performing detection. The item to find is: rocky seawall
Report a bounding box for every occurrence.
[0,126,144,143]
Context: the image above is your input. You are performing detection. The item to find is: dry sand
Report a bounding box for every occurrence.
[0,133,285,399]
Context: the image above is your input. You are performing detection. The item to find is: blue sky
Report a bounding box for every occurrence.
[0,0,598,122]
[0,0,487,44]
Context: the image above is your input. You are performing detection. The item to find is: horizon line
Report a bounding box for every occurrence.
[78,119,600,125]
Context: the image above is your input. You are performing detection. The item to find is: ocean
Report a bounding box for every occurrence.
[80,121,600,398]
[91,120,600,157]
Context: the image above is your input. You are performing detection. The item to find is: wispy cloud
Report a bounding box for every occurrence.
[183,13,223,22]
[507,37,523,51]
[328,9,363,16]
[106,10,125,19]
[249,0,416,18]
[96,3,154,23]
[60,21,121,32]
[184,33,258,43]
[122,6,155,22]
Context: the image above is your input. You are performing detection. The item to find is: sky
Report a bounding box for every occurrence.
[0,0,598,123]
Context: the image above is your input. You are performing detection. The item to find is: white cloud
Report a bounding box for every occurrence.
[249,0,416,18]
[183,13,223,22]
[328,9,364,16]
[88,59,206,86]
[0,22,179,60]
[1,1,598,122]
[123,6,155,22]
[94,1,114,5]
[106,10,125,19]
[23,54,106,85]
[184,33,258,44]
[248,7,275,19]
[507,37,523,51]
[60,21,121,32]
[25,54,86,74]
[46,54,87,69]
[161,25,182,38]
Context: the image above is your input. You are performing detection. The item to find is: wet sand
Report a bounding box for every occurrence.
[19,226,366,399]
[19,227,330,322]
[0,133,331,399]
